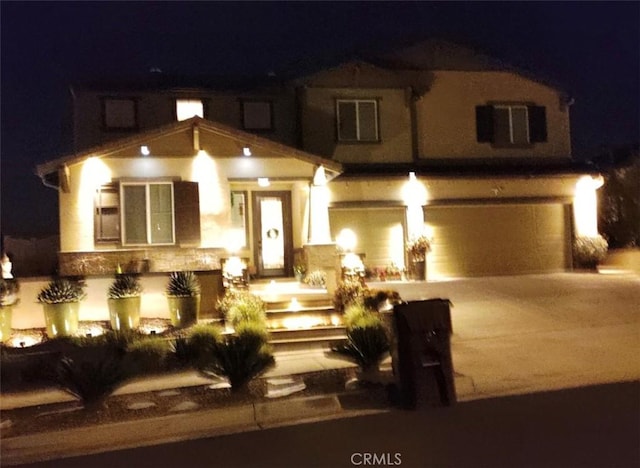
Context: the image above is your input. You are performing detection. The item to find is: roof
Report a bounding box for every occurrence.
[337,159,599,179]
[35,117,342,185]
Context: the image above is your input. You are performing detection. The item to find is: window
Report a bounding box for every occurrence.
[122,182,175,245]
[230,191,249,248]
[336,99,379,142]
[103,98,137,130]
[95,181,201,246]
[176,99,204,121]
[476,104,547,145]
[95,184,120,242]
[242,100,273,131]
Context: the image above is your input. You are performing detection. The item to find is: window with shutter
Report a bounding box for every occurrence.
[174,181,201,245]
[476,104,547,145]
[95,183,120,242]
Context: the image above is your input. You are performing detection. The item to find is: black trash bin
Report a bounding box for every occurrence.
[393,299,456,409]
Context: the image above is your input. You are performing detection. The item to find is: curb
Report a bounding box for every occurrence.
[1,391,390,466]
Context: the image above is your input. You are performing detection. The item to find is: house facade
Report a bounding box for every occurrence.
[36,40,602,287]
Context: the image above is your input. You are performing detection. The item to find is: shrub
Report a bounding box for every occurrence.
[55,351,128,409]
[184,323,222,369]
[0,278,19,307]
[362,289,402,312]
[37,278,86,304]
[333,313,390,372]
[166,271,201,297]
[124,337,170,375]
[204,327,275,392]
[217,290,267,329]
[573,235,609,268]
[406,235,432,261]
[333,279,368,313]
[303,270,327,287]
[108,274,142,299]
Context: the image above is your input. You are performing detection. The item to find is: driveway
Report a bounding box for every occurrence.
[381,273,640,400]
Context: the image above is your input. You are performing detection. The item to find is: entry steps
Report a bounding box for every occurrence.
[249,280,346,351]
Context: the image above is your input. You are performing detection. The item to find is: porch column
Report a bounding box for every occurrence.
[309,166,332,244]
[573,175,604,237]
[403,172,428,240]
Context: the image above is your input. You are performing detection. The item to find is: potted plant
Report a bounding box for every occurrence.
[0,278,19,342]
[166,271,201,328]
[37,278,86,338]
[407,235,432,280]
[108,274,143,331]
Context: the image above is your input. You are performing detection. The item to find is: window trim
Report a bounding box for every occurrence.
[476,102,547,148]
[101,97,139,131]
[120,181,176,246]
[240,99,275,132]
[335,98,380,143]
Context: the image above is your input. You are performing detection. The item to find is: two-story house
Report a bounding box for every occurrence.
[35,39,601,288]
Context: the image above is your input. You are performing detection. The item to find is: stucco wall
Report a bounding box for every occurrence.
[417,71,572,159]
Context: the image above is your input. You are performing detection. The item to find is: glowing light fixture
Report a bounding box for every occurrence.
[258,178,270,187]
[243,146,252,157]
[336,228,357,252]
[140,145,150,156]
[574,175,604,237]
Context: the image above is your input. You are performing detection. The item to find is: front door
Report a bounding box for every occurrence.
[252,191,293,278]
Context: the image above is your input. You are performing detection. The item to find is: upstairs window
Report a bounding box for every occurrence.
[336,99,379,142]
[242,100,273,131]
[176,99,204,121]
[476,104,547,145]
[103,98,137,130]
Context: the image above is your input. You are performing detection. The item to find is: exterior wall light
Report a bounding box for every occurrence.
[243,146,252,157]
[574,175,604,237]
[140,145,150,156]
[336,228,357,252]
[258,178,270,187]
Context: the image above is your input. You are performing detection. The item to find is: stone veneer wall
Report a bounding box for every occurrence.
[303,243,338,293]
[59,247,225,276]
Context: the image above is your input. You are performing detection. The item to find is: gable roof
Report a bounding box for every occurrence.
[36,116,342,186]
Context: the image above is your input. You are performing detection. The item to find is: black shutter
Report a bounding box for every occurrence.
[174,181,201,245]
[528,106,547,142]
[476,105,494,142]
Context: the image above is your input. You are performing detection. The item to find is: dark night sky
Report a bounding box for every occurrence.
[1,1,639,237]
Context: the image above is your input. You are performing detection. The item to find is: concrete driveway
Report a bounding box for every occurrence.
[382,273,640,401]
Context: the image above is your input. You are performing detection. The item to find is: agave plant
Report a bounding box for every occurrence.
[333,311,390,373]
[166,271,201,297]
[108,274,142,299]
[37,278,86,304]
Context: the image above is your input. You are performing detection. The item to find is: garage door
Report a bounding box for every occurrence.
[424,203,570,277]
[329,207,406,268]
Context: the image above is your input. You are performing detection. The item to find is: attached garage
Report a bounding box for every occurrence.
[425,203,571,277]
[329,207,407,268]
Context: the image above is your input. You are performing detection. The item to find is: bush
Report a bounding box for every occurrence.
[573,235,609,268]
[55,351,128,409]
[333,317,389,373]
[37,278,86,304]
[362,289,402,312]
[108,274,142,299]
[303,270,326,287]
[124,338,170,375]
[333,279,368,313]
[204,327,275,392]
[183,323,222,369]
[217,290,267,329]
[166,271,201,297]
